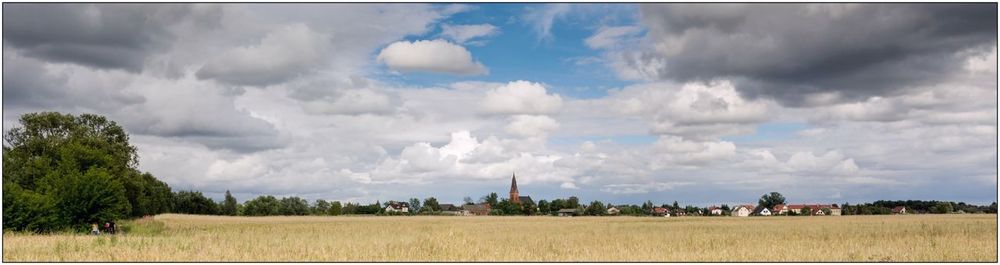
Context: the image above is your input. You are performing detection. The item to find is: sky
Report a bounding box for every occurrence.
[3,3,997,206]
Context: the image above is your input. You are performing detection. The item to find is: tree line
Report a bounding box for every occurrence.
[4,112,995,233]
[841,200,997,215]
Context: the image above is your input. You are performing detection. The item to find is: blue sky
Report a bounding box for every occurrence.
[3,3,997,206]
[378,4,639,99]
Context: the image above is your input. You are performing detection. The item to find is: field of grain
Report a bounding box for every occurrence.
[3,214,996,262]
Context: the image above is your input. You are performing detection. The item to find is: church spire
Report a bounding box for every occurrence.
[509,173,520,203]
[510,173,518,193]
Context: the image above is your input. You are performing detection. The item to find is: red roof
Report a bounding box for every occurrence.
[892,206,906,213]
[772,204,786,212]
[785,204,839,210]
[653,207,668,214]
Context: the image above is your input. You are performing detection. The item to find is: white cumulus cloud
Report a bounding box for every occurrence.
[480,80,563,115]
[376,39,487,75]
[505,115,560,138]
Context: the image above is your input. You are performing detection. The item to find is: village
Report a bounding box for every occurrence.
[377,174,915,217]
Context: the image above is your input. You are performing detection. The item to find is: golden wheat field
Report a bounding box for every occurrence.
[2,213,996,262]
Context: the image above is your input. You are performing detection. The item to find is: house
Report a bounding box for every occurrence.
[462,203,492,216]
[708,206,723,215]
[753,206,772,216]
[892,206,907,214]
[772,204,787,215]
[652,207,669,216]
[557,208,578,217]
[606,206,620,215]
[440,204,470,216]
[731,205,753,217]
[784,204,842,216]
[384,202,410,213]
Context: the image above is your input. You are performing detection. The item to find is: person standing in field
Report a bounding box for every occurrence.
[91,223,99,235]
[109,221,116,235]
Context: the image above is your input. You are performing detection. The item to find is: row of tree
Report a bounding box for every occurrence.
[841,201,998,215]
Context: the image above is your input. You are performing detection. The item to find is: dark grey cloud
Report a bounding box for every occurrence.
[2,52,146,111]
[3,4,211,72]
[630,4,997,106]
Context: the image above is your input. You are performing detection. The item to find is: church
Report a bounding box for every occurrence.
[509,173,534,205]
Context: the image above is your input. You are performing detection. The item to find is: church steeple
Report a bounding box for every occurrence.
[510,173,520,203]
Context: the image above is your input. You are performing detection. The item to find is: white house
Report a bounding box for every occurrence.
[384,202,410,213]
[755,207,772,216]
[731,205,753,217]
[708,206,723,215]
[606,207,620,215]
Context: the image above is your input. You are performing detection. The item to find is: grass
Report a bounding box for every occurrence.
[3,214,996,262]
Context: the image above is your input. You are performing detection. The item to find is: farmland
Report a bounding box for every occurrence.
[3,214,996,262]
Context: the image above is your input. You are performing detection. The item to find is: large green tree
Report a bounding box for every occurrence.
[173,191,218,215]
[242,195,280,216]
[3,112,172,232]
[585,201,606,216]
[567,196,580,209]
[482,192,499,208]
[328,201,343,216]
[423,197,441,212]
[758,192,786,209]
[221,190,239,216]
[537,199,550,214]
[312,199,330,215]
[279,197,310,215]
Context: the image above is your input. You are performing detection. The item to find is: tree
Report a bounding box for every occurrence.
[642,200,654,213]
[494,199,521,215]
[758,192,786,209]
[800,206,812,216]
[121,171,173,217]
[537,200,550,214]
[931,202,954,214]
[423,197,441,212]
[482,193,499,207]
[341,202,358,215]
[990,202,997,214]
[173,190,217,215]
[409,198,422,213]
[242,196,280,216]
[312,199,330,215]
[522,200,537,216]
[550,199,567,212]
[567,196,580,209]
[672,201,680,211]
[585,201,606,216]
[463,196,475,205]
[3,112,174,231]
[221,190,239,216]
[53,169,131,230]
[279,197,309,215]
[329,201,343,215]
